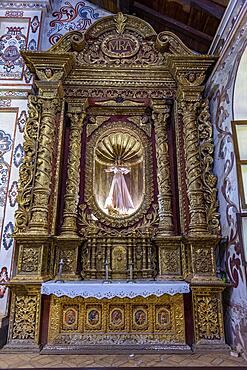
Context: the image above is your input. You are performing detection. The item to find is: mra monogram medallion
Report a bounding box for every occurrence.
[101,34,139,58]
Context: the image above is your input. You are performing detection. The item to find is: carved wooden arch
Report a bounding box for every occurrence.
[48,14,193,57]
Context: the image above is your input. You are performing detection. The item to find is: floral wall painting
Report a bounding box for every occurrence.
[0,19,29,80]
[44,0,111,49]
[207,17,247,359]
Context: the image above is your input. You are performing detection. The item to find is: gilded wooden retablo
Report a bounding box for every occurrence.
[4,13,226,353]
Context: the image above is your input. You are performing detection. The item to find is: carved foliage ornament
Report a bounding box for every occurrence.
[194,292,222,341]
[198,100,220,235]
[12,295,38,340]
[15,96,41,233]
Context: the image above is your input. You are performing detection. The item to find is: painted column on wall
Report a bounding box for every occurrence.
[206,0,247,359]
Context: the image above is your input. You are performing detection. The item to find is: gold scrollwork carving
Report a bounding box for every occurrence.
[15,95,41,233]
[198,100,220,235]
[12,294,39,341]
[193,248,213,274]
[19,247,39,273]
[193,288,224,343]
[159,247,181,276]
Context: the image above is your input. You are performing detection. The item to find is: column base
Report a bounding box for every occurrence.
[41,343,192,355]
[1,341,40,352]
[194,342,230,352]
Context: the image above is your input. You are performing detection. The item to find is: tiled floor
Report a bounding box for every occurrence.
[0,352,246,368]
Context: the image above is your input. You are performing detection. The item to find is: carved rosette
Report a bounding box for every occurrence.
[152,100,174,235]
[61,106,86,236]
[179,100,208,235]
[29,98,59,233]
[15,95,41,233]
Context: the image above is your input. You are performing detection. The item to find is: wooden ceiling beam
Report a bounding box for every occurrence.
[191,0,225,19]
[133,1,213,43]
[117,0,134,14]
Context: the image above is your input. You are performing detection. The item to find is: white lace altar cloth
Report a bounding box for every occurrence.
[41,280,190,299]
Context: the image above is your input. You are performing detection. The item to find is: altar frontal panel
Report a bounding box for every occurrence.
[46,294,186,351]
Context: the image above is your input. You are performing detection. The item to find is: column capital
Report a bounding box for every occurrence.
[151,98,172,111]
[67,99,88,114]
[21,52,75,98]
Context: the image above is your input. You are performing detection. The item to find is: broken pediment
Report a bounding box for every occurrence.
[46,12,194,67]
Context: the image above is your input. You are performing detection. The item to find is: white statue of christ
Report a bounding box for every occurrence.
[104,164,134,215]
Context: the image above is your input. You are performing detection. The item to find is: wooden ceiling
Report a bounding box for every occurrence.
[89,0,229,53]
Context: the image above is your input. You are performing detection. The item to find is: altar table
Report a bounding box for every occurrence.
[41,280,191,353]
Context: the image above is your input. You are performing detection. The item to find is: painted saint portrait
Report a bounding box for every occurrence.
[64,308,77,326]
[157,308,170,326]
[94,130,144,218]
[111,309,123,326]
[88,309,100,325]
[134,309,147,326]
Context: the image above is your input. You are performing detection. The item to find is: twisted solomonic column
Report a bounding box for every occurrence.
[179,100,208,235]
[29,97,59,234]
[152,100,174,236]
[60,105,87,236]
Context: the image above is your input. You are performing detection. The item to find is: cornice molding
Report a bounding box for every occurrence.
[0,0,54,11]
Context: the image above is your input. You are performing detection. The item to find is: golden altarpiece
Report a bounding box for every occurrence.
[4,13,226,353]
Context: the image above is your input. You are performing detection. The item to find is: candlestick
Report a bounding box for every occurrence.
[103,257,111,283]
[55,258,64,283]
[127,261,135,283]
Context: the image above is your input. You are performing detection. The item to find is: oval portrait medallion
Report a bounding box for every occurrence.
[157,308,170,326]
[134,309,147,326]
[111,308,123,326]
[64,308,77,326]
[87,309,100,326]
[101,34,139,58]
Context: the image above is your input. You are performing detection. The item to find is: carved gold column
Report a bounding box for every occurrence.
[56,101,87,280]
[178,96,208,235]
[152,99,174,236]
[60,101,87,236]
[14,95,41,234]
[28,93,60,234]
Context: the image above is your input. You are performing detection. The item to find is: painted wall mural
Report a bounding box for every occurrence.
[0,104,27,314]
[43,0,111,49]
[0,2,45,317]
[0,13,40,83]
[206,15,247,359]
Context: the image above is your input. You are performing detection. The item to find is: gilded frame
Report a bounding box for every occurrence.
[84,119,154,228]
